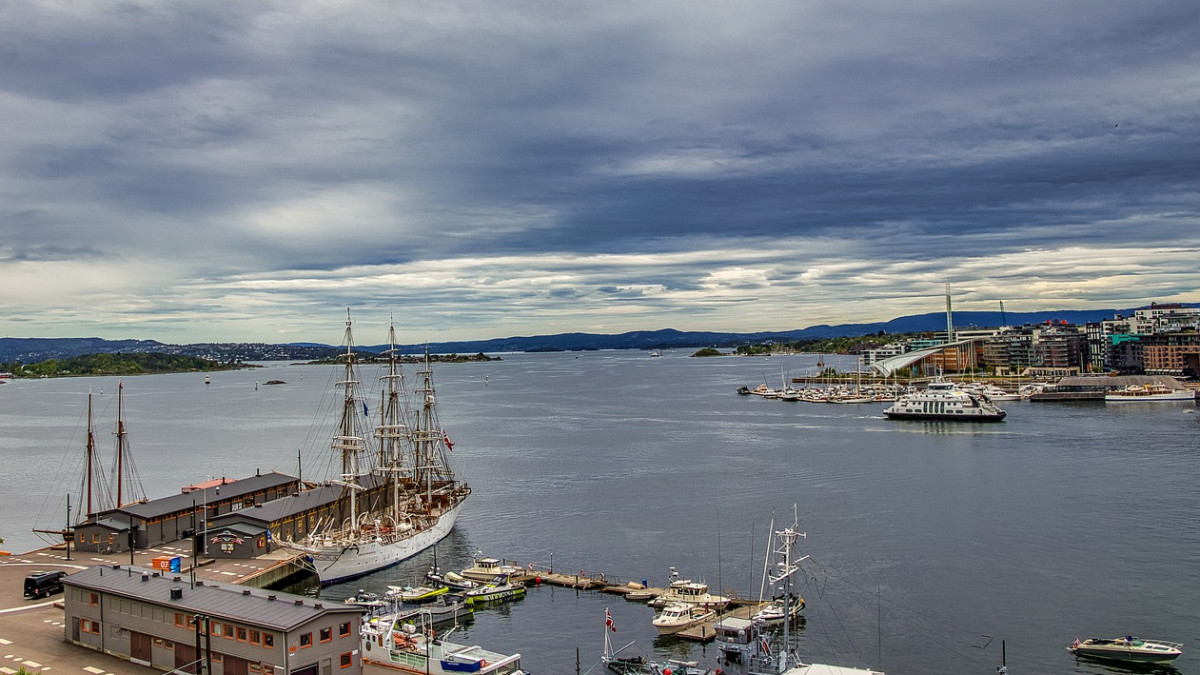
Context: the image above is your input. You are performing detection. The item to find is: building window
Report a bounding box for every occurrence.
[90,593,100,607]
[237,627,248,642]
[212,623,223,637]
[338,622,351,637]
[224,623,235,639]
[300,632,312,648]
[320,627,332,643]
[339,653,353,669]
[92,533,100,544]
[249,663,261,674]
[263,633,274,649]
[81,619,100,634]
[250,630,261,646]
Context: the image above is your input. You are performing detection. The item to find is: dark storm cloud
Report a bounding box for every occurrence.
[1,0,1198,342]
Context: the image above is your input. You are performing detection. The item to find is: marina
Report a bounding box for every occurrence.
[2,350,1198,674]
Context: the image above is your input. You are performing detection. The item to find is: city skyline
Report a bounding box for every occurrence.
[3,1,1198,345]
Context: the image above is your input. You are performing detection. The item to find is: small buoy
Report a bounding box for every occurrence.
[535,576,543,585]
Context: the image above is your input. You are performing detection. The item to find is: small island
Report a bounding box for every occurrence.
[0,352,250,378]
[690,347,726,357]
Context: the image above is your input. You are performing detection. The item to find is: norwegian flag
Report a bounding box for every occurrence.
[442,428,454,451]
[605,608,616,632]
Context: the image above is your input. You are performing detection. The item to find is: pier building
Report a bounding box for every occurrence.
[74,472,301,554]
[62,564,363,675]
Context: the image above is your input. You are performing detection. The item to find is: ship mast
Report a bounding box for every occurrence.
[375,319,412,519]
[770,505,809,672]
[332,310,368,530]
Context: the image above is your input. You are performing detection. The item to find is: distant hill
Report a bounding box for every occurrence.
[2,306,1187,362]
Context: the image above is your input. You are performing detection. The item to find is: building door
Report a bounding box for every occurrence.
[223,654,249,675]
[291,664,318,675]
[130,631,152,663]
[175,643,199,674]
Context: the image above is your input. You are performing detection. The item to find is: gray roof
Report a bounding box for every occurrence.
[63,564,361,630]
[112,472,299,521]
[1056,374,1186,389]
[211,474,386,528]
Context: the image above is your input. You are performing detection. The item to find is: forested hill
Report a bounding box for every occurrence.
[0,353,246,377]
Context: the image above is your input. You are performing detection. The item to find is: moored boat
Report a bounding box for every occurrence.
[751,593,805,626]
[389,584,450,603]
[460,556,524,582]
[883,379,1006,422]
[295,314,472,585]
[648,568,730,608]
[361,616,524,674]
[651,602,716,635]
[1068,636,1183,664]
[1105,383,1196,402]
[464,575,526,606]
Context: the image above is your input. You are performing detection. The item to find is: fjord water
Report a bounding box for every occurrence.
[2,350,1198,675]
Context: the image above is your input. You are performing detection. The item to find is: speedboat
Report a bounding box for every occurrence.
[651,602,716,635]
[1069,636,1183,664]
[883,379,1006,422]
[361,617,524,675]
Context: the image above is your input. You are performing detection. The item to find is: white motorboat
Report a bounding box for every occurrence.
[751,593,805,626]
[1068,636,1183,664]
[883,379,1006,422]
[651,602,716,635]
[1105,383,1196,402]
[648,568,731,608]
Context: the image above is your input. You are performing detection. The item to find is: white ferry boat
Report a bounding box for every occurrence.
[883,379,1006,422]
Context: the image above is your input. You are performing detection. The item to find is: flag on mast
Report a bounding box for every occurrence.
[605,608,616,632]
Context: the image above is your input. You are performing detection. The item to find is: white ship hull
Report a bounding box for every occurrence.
[310,501,463,585]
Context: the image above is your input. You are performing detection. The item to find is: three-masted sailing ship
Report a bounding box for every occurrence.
[299,313,471,585]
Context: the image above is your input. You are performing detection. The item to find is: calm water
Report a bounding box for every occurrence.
[2,351,1198,675]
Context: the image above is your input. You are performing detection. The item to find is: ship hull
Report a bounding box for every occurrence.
[311,501,464,586]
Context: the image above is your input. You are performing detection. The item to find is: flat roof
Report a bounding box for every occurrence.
[63,564,361,630]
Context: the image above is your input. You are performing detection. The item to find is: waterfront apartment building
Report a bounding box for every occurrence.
[1140,332,1200,376]
[62,564,363,675]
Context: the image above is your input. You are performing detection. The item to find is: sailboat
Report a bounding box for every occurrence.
[33,383,148,547]
[298,313,471,585]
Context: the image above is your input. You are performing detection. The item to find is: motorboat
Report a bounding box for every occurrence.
[427,567,479,591]
[962,382,1021,401]
[651,602,716,635]
[1105,383,1196,402]
[751,593,805,626]
[464,574,526,606]
[648,568,730,608]
[883,379,1006,422]
[459,555,525,582]
[388,584,450,603]
[1068,636,1183,664]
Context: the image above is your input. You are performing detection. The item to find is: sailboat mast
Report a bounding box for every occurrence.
[115,381,125,507]
[377,320,408,517]
[86,390,96,517]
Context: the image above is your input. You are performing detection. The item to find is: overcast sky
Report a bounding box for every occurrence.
[2,1,1198,344]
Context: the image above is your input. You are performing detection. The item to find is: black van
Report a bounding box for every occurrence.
[23,570,66,599]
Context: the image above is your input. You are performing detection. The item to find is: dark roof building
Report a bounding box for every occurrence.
[63,564,363,675]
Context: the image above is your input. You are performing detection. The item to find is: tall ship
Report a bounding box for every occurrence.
[883,379,1006,422]
[299,313,471,585]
